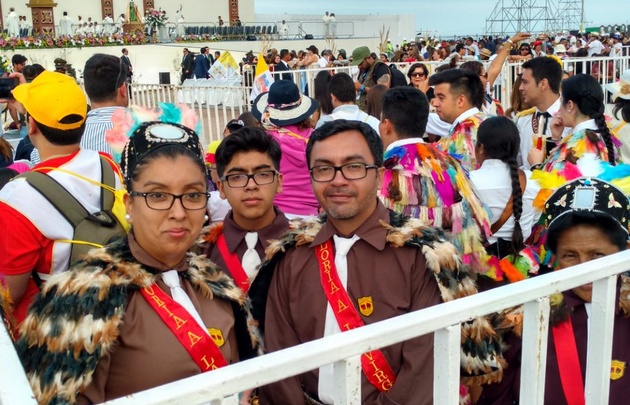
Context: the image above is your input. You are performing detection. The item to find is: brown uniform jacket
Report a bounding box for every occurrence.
[202,207,289,284]
[255,203,443,404]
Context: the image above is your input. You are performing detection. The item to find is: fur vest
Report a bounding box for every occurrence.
[15,237,262,405]
[249,210,506,386]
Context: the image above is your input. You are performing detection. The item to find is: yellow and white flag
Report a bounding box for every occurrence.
[249,53,274,101]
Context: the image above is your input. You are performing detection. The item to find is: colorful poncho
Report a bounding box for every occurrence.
[436,112,486,171]
[379,141,492,273]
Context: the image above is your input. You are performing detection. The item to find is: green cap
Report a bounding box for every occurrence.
[350,46,371,66]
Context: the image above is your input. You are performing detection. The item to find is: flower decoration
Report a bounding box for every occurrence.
[145,9,168,29]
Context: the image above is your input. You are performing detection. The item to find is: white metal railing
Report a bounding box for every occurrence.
[1,250,629,405]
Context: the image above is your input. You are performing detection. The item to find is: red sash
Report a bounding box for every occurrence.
[552,317,585,405]
[216,234,251,293]
[315,240,396,392]
[140,283,228,372]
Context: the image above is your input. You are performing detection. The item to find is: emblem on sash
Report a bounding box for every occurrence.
[611,360,625,380]
[358,296,374,316]
[208,328,225,347]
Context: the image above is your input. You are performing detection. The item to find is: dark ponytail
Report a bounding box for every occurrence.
[562,74,616,165]
[477,116,525,257]
[613,97,630,124]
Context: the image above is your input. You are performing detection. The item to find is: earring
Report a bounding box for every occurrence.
[204,215,209,222]
[125,214,131,221]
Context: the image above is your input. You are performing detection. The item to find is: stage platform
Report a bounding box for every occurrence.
[3,36,380,85]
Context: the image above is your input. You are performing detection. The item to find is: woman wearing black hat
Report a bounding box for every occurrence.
[252,80,320,217]
[13,104,260,404]
[479,177,630,405]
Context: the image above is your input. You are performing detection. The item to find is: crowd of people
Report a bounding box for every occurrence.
[1,27,630,405]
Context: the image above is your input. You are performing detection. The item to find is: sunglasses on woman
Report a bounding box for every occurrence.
[410,72,426,78]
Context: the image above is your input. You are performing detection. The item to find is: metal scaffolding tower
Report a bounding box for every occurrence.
[484,0,566,36]
[557,0,583,33]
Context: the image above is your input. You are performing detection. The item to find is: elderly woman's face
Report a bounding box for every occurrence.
[555,224,622,302]
[124,154,208,267]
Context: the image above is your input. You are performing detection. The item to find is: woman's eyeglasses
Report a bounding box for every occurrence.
[410,72,426,78]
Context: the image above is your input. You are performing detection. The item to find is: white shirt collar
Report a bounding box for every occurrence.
[573,119,598,133]
[537,97,562,115]
[451,107,480,130]
[385,137,425,152]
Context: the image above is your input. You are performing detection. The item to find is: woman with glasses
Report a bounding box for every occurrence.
[15,105,260,404]
[508,43,533,62]
[407,62,430,94]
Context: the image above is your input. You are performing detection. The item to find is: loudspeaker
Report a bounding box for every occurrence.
[247,35,257,41]
[159,72,171,85]
[304,34,313,39]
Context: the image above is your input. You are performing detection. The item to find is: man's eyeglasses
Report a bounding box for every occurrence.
[220,170,278,188]
[130,191,210,210]
[310,163,379,182]
[410,72,426,78]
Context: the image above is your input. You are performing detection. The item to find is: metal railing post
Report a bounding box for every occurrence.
[585,275,617,405]
[434,324,461,405]
[333,355,361,404]
[519,297,550,404]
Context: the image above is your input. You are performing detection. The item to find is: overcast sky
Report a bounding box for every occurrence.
[255,0,629,37]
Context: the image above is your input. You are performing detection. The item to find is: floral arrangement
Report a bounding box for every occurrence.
[0,53,11,74]
[173,34,219,42]
[0,33,147,50]
[145,9,168,29]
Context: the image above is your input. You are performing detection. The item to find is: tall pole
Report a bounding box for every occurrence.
[580,0,584,33]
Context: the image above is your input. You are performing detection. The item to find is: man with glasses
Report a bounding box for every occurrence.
[202,127,288,293]
[0,71,124,328]
[251,119,504,404]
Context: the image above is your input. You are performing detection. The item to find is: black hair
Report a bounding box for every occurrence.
[477,116,524,257]
[613,97,630,123]
[460,60,484,76]
[307,120,383,167]
[428,69,485,109]
[561,74,616,165]
[83,53,128,102]
[546,211,628,254]
[328,72,356,103]
[280,49,290,58]
[407,62,428,80]
[215,127,282,177]
[32,117,85,146]
[521,57,562,94]
[12,54,26,65]
[381,86,429,138]
[128,144,208,189]
[313,70,333,115]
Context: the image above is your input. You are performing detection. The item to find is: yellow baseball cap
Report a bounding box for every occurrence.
[13,71,87,131]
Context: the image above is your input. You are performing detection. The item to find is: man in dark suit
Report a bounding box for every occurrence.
[120,48,133,99]
[194,47,210,79]
[180,48,194,83]
[273,49,293,82]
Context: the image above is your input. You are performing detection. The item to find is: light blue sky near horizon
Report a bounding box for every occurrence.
[255,0,629,37]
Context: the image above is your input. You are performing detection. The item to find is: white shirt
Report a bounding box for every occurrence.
[426,113,451,137]
[316,104,381,135]
[516,97,567,169]
[470,159,540,244]
[451,107,480,132]
[587,39,604,57]
[385,137,425,152]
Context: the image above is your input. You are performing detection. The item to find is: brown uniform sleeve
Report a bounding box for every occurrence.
[365,250,441,405]
[258,254,306,405]
[75,349,112,405]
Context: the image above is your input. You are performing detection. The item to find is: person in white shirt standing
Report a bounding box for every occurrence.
[59,12,74,36]
[586,33,604,56]
[6,8,19,37]
[316,72,380,134]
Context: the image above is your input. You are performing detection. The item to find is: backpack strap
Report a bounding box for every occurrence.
[99,155,116,212]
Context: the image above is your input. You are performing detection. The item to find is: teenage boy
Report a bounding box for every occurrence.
[202,127,289,292]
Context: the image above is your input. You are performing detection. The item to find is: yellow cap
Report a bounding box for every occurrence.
[13,71,87,131]
[205,140,222,165]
